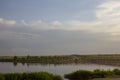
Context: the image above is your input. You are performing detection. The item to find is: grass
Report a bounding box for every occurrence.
[0,72,63,80]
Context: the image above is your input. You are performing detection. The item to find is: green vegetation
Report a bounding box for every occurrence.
[0,69,120,80]
[64,69,120,80]
[0,74,4,80]
[0,72,63,80]
[92,69,115,78]
[64,70,92,80]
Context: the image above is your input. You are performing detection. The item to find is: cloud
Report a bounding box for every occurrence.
[66,0,120,36]
[51,20,62,26]
[96,0,120,35]
[21,20,28,26]
[20,20,54,30]
[0,18,16,26]
[96,0,120,20]
[1,0,120,36]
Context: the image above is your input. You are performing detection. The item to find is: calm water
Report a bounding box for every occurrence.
[0,62,120,77]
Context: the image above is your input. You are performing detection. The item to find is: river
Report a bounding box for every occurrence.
[0,62,120,77]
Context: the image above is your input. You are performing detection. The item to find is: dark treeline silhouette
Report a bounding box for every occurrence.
[0,54,120,66]
[0,55,85,64]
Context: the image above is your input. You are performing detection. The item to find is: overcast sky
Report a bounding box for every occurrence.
[0,0,120,56]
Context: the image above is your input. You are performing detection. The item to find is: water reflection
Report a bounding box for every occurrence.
[12,62,86,66]
[13,62,17,66]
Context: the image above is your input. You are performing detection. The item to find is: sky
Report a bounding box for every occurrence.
[0,0,120,56]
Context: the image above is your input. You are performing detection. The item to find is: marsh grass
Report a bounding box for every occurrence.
[0,72,63,80]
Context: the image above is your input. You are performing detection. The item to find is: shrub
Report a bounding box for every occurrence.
[92,69,115,78]
[113,69,120,75]
[92,69,106,78]
[33,72,53,80]
[64,70,92,80]
[53,75,63,80]
[0,74,4,80]
[64,69,120,80]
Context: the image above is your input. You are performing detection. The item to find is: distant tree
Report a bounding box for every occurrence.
[14,56,17,60]
[27,54,30,59]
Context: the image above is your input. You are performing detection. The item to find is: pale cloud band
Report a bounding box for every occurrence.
[0,18,16,26]
[1,0,120,36]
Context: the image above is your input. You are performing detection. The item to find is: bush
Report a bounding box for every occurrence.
[64,70,92,80]
[92,69,115,78]
[64,69,120,80]
[0,74,5,80]
[32,72,53,80]
[92,69,107,78]
[53,75,63,80]
[113,69,120,75]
